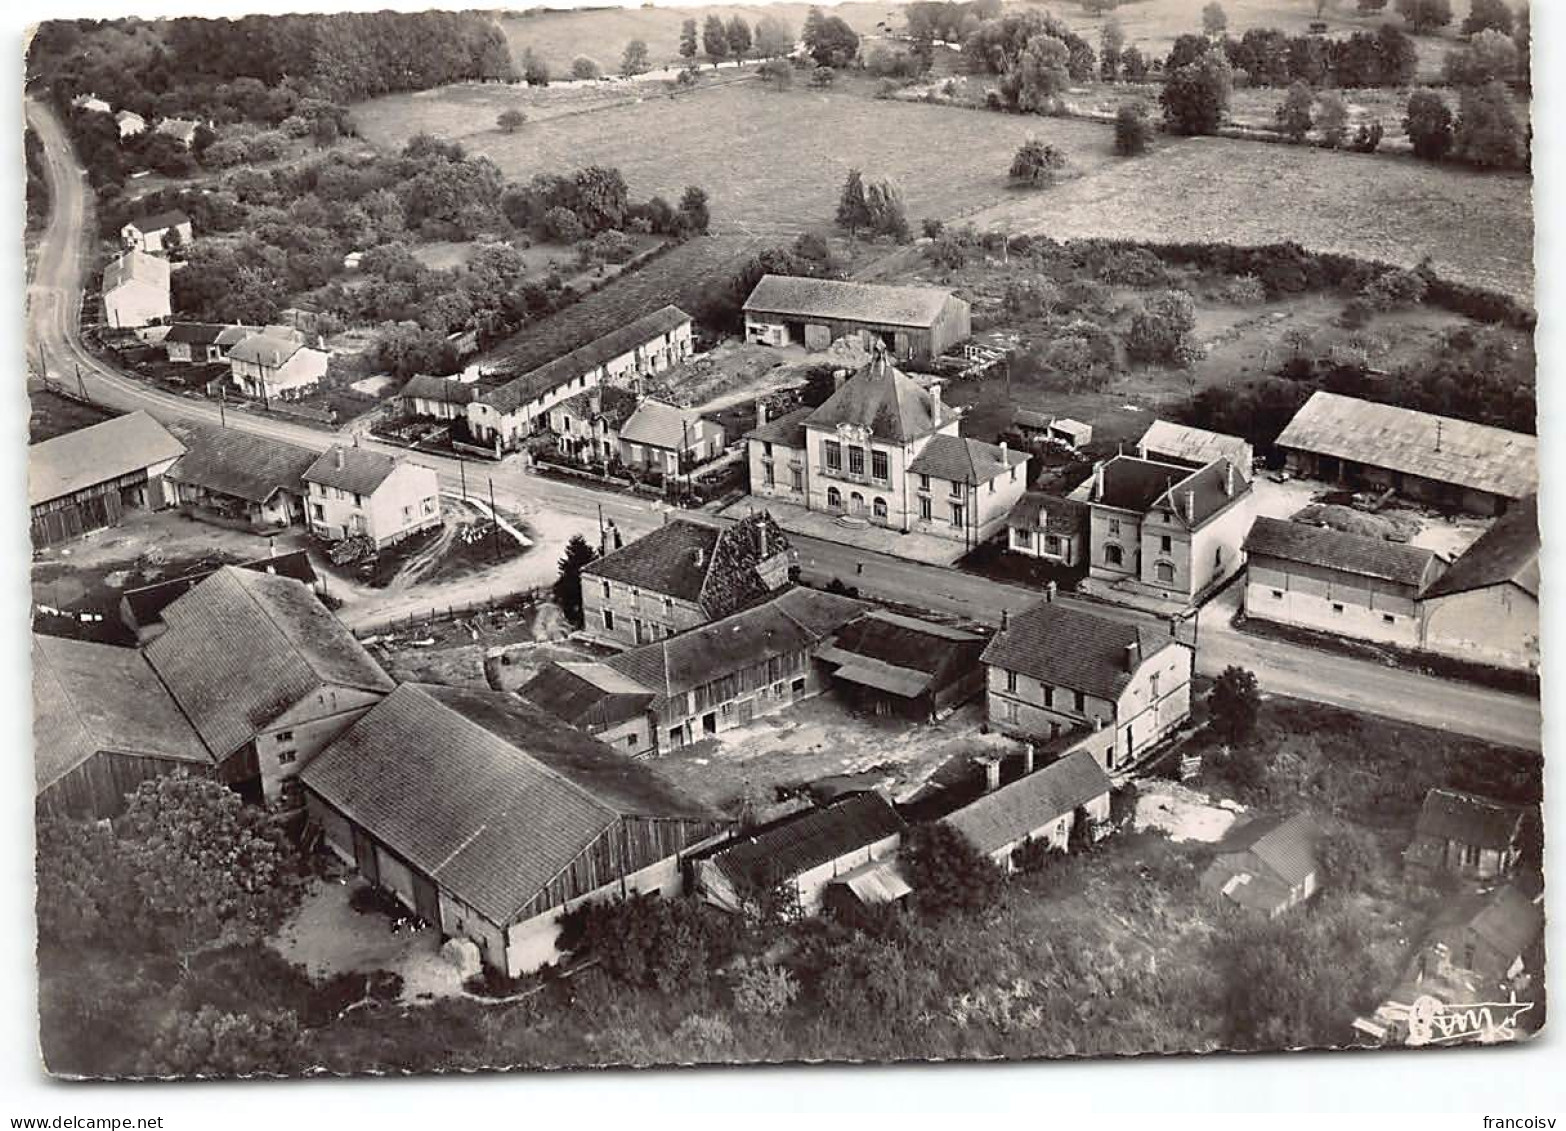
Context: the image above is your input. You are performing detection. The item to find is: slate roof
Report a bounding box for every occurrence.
[583,513,790,618]
[908,433,1026,485]
[1090,455,1249,527]
[607,588,869,702]
[32,633,212,792]
[618,398,710,451]
[119,550,317,632]
[480,305,690,414]
[743,274,955,328]
[806,355,958,444]
[704,792,905,887]
[747,405,811,448]
[102,248,170,294]
[164,422,317,504]
[145,568,393,757]
[300,683,717,924]
[1243,517,1438,588]
[516,662,655,731]
[1413,788,1529,850]
[163,322,230,346]
[1008,491,1090,535]
[399,374,482,405]
[227,330,307,368]
[303,446,403,496]
[1275,391,1537,500]
[944,750,1112,857]
[1423,496,1539,600]
[980,599,1176,701]
[128,209,190,234]
[29,410,185,508]
[1137,420,1252,472]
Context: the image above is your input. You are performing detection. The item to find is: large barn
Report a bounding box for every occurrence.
[742,275,970,362]
[29,411,185,546]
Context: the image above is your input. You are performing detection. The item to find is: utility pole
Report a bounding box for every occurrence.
[458,451,467,501]
[488,476,500,565]
[75,363,86,401]
[218,383,227,427]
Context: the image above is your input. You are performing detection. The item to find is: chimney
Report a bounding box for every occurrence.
[999,439,1009,464]
[1092,461,1105,502]
[1125,639,1140,672]
[1185,489,1197,523]
[693,547,705,569]
[1046,580,1057,603]
[980,756,1002,794]
[1225,463,1235,498]
[335,448,344,469]
[758,400,768,427]
[930,380,943,415]
[1000,608,1010,631]
[1023,742,1036,775]
[758,519,768,559]
[833,368,849,390]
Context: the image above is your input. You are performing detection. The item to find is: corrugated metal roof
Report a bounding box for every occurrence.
[1137,420,1252,473]
[1423,496,1538,599]
[980,599,1177,702]
[705,792,905,888]
[165,422,317,504]
[1413,788,1528,850]
[29,410,185,507]
[1243,516,1437,587]
[1275,391,1537,500]
[943,750,1112,856]
[743,274,955,328]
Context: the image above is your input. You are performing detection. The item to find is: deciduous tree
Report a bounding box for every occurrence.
[1201,2,1227,38]
[1276,80,1315,142]
[1209,665,1262,745]
[620,40,649,77]
[1161,54,1231,135]
[1315,91,1349,147]
[1396,0,1452,35]
[1403,88,1454,160]
[726,16,753,60]
[1462,0,1514,37]
[1008,137,1067,185]
[703,15,731,65]
[1453,78,1526,169]
[836,169,871,237]
[496,108,526,133]
[679,18,699,62]
[903,822,1004,918]
[754,15,795,59]
[1114,100,1154,155]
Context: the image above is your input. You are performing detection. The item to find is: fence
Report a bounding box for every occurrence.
[350,586,549,639]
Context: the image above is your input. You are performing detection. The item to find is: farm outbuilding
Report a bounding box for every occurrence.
[1404,788,1532,882]
[943,749,1113,872]
[1201,812,1322,918]
[1417,495,1539,673]
[742,275,970,363]
[815,609,987,722]
[29,410,185,546]
[1274,392,1537,516]
[164,422,318,530]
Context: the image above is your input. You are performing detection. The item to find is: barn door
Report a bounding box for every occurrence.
[411,871,442,929]
[352,827,379,885]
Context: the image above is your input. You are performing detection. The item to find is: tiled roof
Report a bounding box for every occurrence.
[163,322,231,346]
[128,209,190,234]
[480,305,690,414]
[584,513,790,618]
[1275,391,1537,500]
[806,355,957,444]
[1413,788,1528,850]
[607,588,868,701]
[743,274,955,328]
[164,422,317,504]
[145,568,393,757]
[120,549,317,631]
[1137,420,1251,472]
[1007,491,1089,535]
[102,248,170,294]
[1090,455,1249,528]
[1243,517,1438,588]
[980,598,1176,701]
[29,410,185,508]
[746,405,811,447]
[516,662,655,730]
[300,684,717,924]
[227,330,306,368]
[944,750,1112,857]
[399,374,482,405]
[215,325,251,348]
[303,446,403,496]
[704,792,905,888]
[907,433,1026,484]
[617,398,708,451]
[1423,496,1538,599]
[32,633,212,792]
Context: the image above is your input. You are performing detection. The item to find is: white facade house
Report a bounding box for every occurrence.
[100,249,171,329]
[302,446,442,549]
[115,110,146,139]
[121,210,194,255]
[227,329,330,401]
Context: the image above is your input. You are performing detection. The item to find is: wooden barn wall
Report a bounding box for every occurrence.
[516,816,723,921]
[37,750,209,821]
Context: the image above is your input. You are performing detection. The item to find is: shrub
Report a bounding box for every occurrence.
[731,963,800,1017]
[497,108,527,133]
[921,218,944,239]
[589,228,636,263]
[903,822,1004,918]
[671,1014,735,1059]
[1362,268,1428,310]
[557,893,742,994]
[541,206,585,243]
[1097,248,1169,287]
[1223,275,1267,305]
[1125,290,1197,364]
[1011,837,1061,875]
[1114,101,1155,156]
[1350,120,1384,153]
[571,56,602,81]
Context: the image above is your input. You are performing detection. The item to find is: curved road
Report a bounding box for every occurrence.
[25,98,1543,752]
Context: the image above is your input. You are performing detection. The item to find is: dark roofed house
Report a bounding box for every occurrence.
[615,398,726,475]
[121,209,193,255]
[943,748,1113,871]
[693,791,907,916]
[743,274,971,361]
[398,374,484,422]
[164,422,318,529]
[1201,812,1322,917]
[516,661,659,756]
[119,548,318,642]
[1007,491,1090,566]
[1404,788,1533,881]
[1418,496,1539,673]
[1243,516,1446,650]
[581,512,793,648]
[163,322,236,364]
[815,609,987,721]
[30,411,185,546]
[981,596,1193,771]
[33,633,216,820]
[144,567,393,804]
[300,683,724,976]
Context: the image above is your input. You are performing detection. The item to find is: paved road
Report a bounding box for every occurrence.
[26,97,1543,752]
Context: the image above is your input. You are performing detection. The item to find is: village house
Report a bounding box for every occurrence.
[581,512,792,648]
[227,327,331,402]
[32,633,216,821]
[551,384,639,463]
[29,410,185,546]
[465,305,693,455]
[944,748,1113,872]
[1242,517,1445,650]
[300,683,725,977]
[981,595,1193,772]
[1006,491,1089,566]
[744,354,1028,547]
[163,422,317,530]
[302,446,442,549]
[515,661,659,756]
[615,398,726,477]
[101,248,171,329]
[163,322,239,365]
[815,609,987,721]
[1012,409,1092,450]
[1275,391,1537,516]
[1136,419,1253,478]
[121,210,193,255]
[1200,812,1322,918]
[154,116,200,146]
[1404,788,1533,882]
[397,373,483,422]
[1418,496,1539,673]
[144,567,394,805]
[72,93,112,115]
[1075,453,1254,603]
[742,275,971,362]
[114,109,146,138]
[119,549,318,643]
[693,791,908,917]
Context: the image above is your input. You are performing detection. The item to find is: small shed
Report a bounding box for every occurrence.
[815,609,987,722]
[1013,409,1092,450]
[1404,788,1531,881]
[1201,812,1321,918]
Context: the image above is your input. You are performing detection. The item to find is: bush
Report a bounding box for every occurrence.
[904,822,1004,918]
[731,963,800,1017]
[1209,666,1261,745]
[1097,248,1169,287]
[1125,290,1197,364]
[589,228,636,263]
[1114,101,1155,156]
[1011,836,1061,875]
[921,218,944,239]
[557,893,742,994]
[541,206,585,243]
[571,56,602,80]
[1223,275,1267,305]
[1362,267,1428,310]
[1350,119,1384,153]
[671,1014,735,1059]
